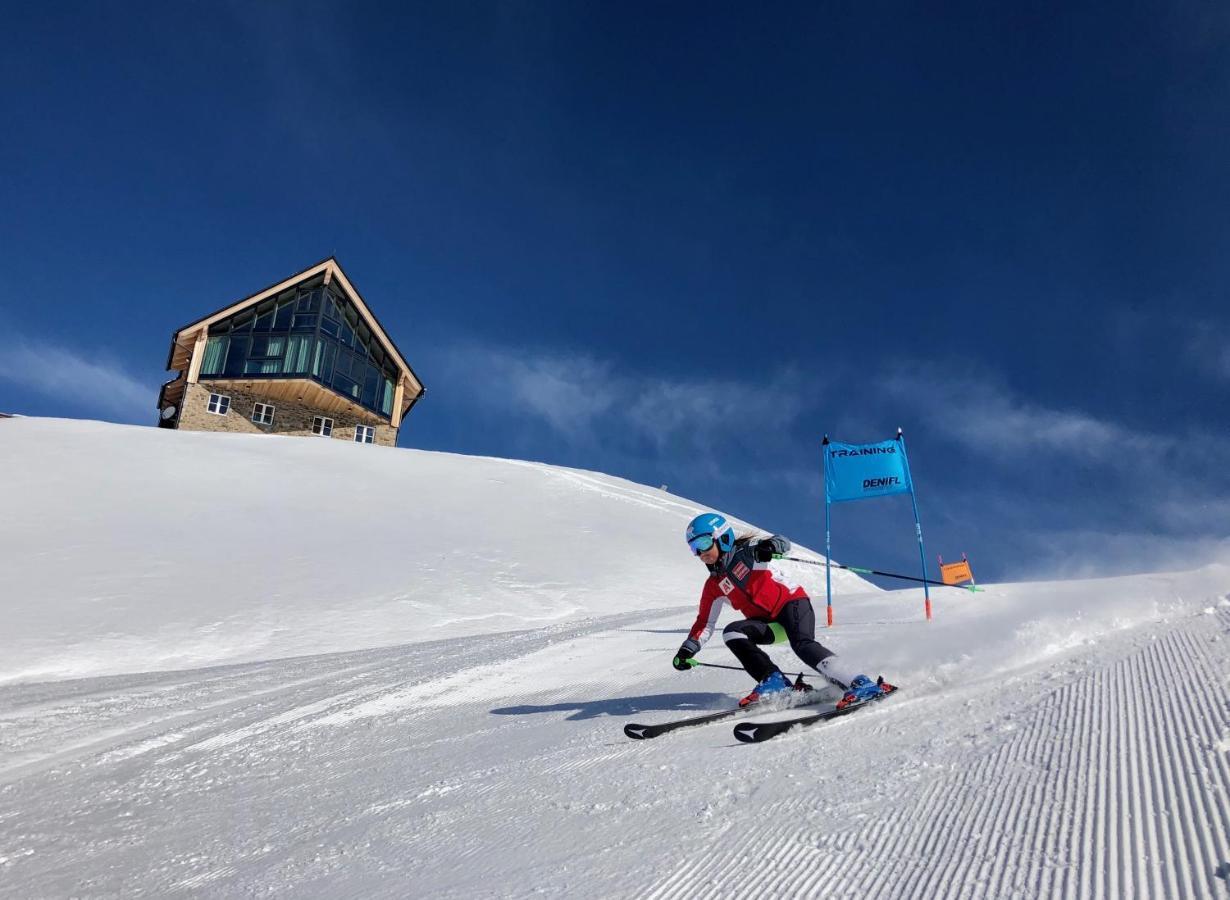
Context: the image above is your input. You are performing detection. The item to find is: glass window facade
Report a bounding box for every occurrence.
[354,425,375,444]
[207,393,230,415]
[312,416,334,437]
[198,281,400,419]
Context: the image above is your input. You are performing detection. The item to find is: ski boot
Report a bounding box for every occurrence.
[835,675,895,710]
[739,671,791,708]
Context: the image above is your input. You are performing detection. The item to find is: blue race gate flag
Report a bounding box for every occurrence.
[822,430,932,624]
[824,439,913,502]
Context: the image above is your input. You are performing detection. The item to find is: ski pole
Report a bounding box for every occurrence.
[687,660,810,681]
[775,555,984,592]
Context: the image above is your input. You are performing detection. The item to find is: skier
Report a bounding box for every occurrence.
[673,512,894,708]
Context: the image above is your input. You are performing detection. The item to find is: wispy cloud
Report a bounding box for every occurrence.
[870,361,1230,577]
[445,342,808,450]
[1008,527,1230,582]
[878,364,1153,461]
[486,352,620,440]
[433,342,1230,580]
[0,336,153,423]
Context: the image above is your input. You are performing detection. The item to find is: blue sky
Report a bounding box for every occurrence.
[3,2,1229,584]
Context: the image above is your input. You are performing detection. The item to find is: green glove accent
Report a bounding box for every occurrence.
[768,622,787,644]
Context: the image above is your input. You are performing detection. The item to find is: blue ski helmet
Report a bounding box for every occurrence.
[686,513,735,555]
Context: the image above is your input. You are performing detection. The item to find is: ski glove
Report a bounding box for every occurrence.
[672,638,701,671]
[755,535,790,562]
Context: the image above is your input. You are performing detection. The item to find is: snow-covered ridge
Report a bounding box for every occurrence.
[0,416,871,684]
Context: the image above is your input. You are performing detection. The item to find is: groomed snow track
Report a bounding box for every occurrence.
[647,605,1230,899]
[1,604,1228,898]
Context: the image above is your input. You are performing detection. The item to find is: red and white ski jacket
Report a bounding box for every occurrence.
[687,536,808,647]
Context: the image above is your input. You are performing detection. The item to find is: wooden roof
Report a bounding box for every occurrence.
[164,257,425,417]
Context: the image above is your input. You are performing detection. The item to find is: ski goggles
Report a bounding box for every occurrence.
[688,533,715,555]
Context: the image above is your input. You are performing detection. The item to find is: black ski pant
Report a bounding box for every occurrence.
[722,597,834,684]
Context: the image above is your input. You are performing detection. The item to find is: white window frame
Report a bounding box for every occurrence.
[251,402,275,426]
[312,416,334,437]
[207,393,231,416]
[354,425,375,444]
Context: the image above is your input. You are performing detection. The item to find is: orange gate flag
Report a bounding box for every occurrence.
[938,554,975,587]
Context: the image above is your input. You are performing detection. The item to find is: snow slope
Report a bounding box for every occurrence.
[0,417,871,684]
[2,418,1229,898]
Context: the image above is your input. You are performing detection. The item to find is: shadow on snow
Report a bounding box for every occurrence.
[490,691,731,721]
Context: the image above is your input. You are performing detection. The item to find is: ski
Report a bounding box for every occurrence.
[623,691,829,740]
[732,685,899,744]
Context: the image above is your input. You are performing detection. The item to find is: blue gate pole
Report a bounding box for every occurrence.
[822,436,834,627]
[897,429,932,621]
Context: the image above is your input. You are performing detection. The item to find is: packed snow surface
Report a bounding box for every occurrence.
[2,417,1229,898]
[0,417,872,685]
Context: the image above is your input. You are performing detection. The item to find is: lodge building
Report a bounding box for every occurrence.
[158,258,424,446]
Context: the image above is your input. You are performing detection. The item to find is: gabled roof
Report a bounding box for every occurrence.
[165,257,425,405]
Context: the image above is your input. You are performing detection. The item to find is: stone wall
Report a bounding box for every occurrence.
[178,382,397,447]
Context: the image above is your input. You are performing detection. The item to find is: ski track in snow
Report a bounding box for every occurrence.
[2,606,1229,898]
[646,605,1230,900]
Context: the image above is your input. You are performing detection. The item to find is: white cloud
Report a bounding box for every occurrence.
[878,365,1155,461]
[0,337,153,422]
[1011,527,1230,581]
[491,352,619,439]
[863,360,1230,579]
[446,342,808,453]
[439,344,1230,581]
[436,347,620,446]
